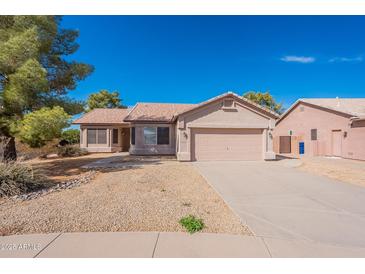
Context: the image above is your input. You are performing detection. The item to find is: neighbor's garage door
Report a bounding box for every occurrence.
[192,128,263,161]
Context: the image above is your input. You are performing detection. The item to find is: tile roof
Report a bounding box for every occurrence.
[124,103,197,122]
[72,108,130,124]
[301,98,365,117]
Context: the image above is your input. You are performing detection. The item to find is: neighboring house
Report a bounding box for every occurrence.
[273,98,365,161]
[73,92,279,161]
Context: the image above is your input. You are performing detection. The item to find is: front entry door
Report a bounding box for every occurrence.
[279,136,291,153]
[331,130,342,157]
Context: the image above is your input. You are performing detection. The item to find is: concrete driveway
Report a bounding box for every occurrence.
[193,161,365,250]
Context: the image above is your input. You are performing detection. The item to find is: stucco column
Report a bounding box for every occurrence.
[107,128,110,147]
[80,128,83,147]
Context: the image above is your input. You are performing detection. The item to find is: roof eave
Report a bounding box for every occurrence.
[72,122,130,125]
[123,118,174,124]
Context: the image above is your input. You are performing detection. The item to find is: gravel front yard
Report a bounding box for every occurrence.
[298,157,365,186]
[0,160,251,236]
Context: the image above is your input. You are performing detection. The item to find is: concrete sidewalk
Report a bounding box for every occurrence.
[1,232,365,258]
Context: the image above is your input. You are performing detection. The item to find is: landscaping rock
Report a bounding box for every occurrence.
[46,153,59,159]
[10,171,97,201]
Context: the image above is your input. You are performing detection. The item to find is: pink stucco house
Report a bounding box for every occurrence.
[273,98,365,161]
[73,92,279,161]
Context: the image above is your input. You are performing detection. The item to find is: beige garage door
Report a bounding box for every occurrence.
[192,128,263,161]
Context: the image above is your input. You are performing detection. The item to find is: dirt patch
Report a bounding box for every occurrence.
[298,157,365,186]
[27,153,115,182]
[0,161,250,236]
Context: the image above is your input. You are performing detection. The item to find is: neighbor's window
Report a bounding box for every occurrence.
[80,130,83,144]
[87,129,97,144]
[144,127,157,145]
[112,128,119,144]
[157,127,170,145]
[87,128,107,144]
[131,127,135,145]
[311,129,317,141]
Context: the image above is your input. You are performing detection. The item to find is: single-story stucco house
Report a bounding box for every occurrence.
[273,98,365,161]
[73,92,279,161]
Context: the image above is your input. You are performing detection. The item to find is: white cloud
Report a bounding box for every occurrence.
[280,55,316,63]
[328,56,363,63]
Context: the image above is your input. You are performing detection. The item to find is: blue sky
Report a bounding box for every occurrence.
[62,16,365,110]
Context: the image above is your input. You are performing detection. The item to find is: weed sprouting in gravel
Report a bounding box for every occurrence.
[179,215,204,234]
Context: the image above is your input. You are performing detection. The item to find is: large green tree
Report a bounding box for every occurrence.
[0,16,93,161]
[86,89,126,111]
[243,91,284,114]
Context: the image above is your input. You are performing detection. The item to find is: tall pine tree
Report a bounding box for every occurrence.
[0,16,93,161]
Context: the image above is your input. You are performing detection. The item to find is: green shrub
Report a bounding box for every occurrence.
[16,106,71,148]
[179,215,204,234]
[57,145,87,157]
[61,129,80,144]
[0,162,48,197]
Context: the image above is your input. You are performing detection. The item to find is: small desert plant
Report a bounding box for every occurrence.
[57,145,88,157]
[179,215,204,234]
[0,162,48,197]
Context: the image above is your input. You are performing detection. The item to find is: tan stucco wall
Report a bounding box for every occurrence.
[129,123,176,155]
[176,98,276,161]
[80,125,130,153]
[273,102,365,160]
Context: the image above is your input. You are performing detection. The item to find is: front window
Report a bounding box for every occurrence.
[87,128,107,144]
[97,129,107,144]
[157,127,170,145]
[87,129,97,144]
[144,127,157,145]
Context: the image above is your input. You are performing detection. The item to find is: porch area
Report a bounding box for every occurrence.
[80,125,130,153]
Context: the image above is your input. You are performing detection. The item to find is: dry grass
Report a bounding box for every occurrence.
[298,157,365,186]
[0,160,250,236]
[27,153,114,182]
[16,139,59,160]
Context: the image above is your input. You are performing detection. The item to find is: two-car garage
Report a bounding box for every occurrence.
[176,93,278,162]
[191,128,264,161]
